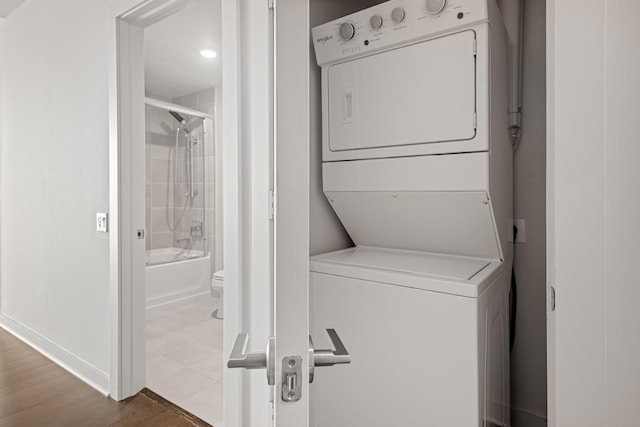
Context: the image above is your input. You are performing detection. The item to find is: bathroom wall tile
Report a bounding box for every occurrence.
[175,164,188,184]
[151,231,173,249]
[193,161,204,185]
[174,185,190,205]
[187,191,202,210]
[172,94,185,106]
[183,93,199,109]
[151,207,172,234]
[151,184,171,208]
[191,208,205,223]
[151,134,174,159]
[174,208,191,233]
[148,108,171,135]
[151,159,170,184]
[200,103,214,117]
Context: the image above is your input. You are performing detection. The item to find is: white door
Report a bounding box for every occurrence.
[223,0,311,426]
[548,1,640,426]
[272,0,311,424]
[225,1,352,425]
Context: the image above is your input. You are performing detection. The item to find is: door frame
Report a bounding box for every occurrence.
[108,2,272,425]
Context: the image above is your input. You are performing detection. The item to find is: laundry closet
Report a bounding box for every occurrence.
[307,0,514,425]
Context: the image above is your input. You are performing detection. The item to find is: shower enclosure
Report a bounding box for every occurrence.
[144,96,215,309]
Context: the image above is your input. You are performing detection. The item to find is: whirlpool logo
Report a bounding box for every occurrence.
[316,34,333,44]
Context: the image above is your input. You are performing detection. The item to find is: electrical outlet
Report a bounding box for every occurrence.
[96,213,109,233]
[513,219,526,243]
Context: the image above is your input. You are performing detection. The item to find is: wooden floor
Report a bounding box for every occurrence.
[0,327,212,426]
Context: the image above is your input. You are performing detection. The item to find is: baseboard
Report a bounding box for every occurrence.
[511,406,547,427]
[0,314,109,395]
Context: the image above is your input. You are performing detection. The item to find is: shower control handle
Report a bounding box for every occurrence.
[308,329,351,383]
[227,333,276,385]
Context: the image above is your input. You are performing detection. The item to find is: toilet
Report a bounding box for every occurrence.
[210,269,224,319]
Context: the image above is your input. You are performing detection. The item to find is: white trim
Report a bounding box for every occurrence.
[108,10,148,401]
[221,0,243,424]
[119,0,200,27]
[0,315,109,395]
[545,0,556,426]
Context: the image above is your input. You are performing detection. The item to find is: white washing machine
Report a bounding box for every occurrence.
[311,0,512,426]
[310,247,510,426]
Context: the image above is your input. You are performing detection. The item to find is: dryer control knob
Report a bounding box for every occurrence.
[427,0,447,15]
[339,22,356,40]
[370,14,383,30]
[391,7,405,23]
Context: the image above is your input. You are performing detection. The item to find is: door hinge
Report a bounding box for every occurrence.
[268,190,275,219]
[550,285,556,311]
[268,0,275,9]
[473,38,477,56]
[473,112,477,129]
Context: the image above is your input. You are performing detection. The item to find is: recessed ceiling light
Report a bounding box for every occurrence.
[200,50,217,59]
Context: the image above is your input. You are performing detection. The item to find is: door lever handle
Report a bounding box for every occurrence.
[309,328,351,383]
[314,329,351,366]
[227,333,276,385]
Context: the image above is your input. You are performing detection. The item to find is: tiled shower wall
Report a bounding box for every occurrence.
[145,104,176,250]
[145,88,217,270]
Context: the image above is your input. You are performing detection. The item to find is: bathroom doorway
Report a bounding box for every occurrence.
[142,1,223,424]
[112,0,224,424]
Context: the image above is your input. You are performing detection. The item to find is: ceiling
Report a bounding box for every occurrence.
[0,0,28,18]
[144,0,221,100]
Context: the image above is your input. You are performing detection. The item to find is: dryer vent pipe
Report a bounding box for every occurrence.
[497,0,525,148]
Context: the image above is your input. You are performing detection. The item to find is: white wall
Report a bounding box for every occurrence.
[548,0,640,425]
[510,1,547,426]
[0,0,111,390]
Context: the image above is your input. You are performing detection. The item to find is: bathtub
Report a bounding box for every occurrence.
[145,248,211,310]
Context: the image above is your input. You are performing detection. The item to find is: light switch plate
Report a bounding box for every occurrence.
[96,213,109,233]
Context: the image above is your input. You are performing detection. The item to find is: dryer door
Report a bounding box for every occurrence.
[326,30,478,159]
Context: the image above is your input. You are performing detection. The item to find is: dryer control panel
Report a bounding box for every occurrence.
[312,0,488,66]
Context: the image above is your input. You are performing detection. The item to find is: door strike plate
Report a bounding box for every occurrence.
[281,356,302,402]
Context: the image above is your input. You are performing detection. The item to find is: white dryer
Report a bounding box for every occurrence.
[311,0,512,426]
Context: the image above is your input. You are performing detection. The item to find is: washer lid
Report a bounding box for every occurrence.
[310,246,506,298]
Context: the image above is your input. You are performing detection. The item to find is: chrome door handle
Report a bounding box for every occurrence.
[227,333,276,385]
[309,329,351,383]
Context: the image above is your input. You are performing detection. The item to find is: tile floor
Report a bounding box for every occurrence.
[146,296,223,426]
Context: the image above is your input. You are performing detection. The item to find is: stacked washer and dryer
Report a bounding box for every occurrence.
[310,0,512,426]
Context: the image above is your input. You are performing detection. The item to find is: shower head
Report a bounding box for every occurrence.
[169,111,186,125]
[182,116,204,134]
